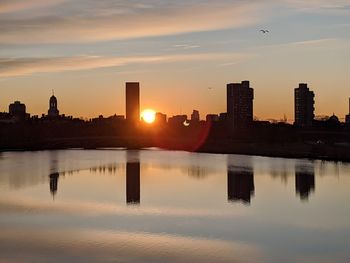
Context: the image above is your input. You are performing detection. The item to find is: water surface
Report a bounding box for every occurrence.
[0,149,349,263]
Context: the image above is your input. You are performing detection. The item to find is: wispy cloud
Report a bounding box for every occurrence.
[0,0,66,14]
[0,52,251,77]
[282,0,350,13]
[0,1,264,44]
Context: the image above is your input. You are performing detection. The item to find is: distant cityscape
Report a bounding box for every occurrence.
[1,81,350,127]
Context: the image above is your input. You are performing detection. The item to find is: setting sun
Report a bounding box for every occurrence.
[141,109,156,124]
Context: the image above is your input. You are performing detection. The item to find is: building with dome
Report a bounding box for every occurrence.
[48,94,59,118]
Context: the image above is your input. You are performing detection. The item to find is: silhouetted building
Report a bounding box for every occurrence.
[126,82,140,125]
[0,112,12,123]
[346,98,350,124]
[155,112,167,124]
[168,115,187,126]
[294,83,315,127]
[9,101,28,121]
[326,114,341,128]
[91,114,124,124]
[191,110,200,122]
[206,114,219,122]
[295,165,315,201]
[48,93,60,118]
[219,112,228,122]
[227,81,254,128]
[228,168,255,204]
[49,172,59,197]
[126,158,140,204]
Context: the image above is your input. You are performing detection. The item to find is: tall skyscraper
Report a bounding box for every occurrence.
[48,93,59,118]
[294,83,315,127]
[126,82,140,125]
[346,98,350,124]
[227,81,254,128]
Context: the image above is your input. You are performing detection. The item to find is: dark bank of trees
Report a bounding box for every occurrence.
[1,119,350,162]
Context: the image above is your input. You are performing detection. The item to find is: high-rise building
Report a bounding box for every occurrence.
[294,83,315,127]
[125,82,140,125]
[227,81,254,128]
[346,98,350,124]
[48,94,59,118]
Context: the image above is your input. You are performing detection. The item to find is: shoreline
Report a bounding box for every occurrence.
[1,138,350,163]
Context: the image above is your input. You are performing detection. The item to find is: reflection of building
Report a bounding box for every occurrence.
[228,168,254,204]
[295,165,315,201]
[294,83,315,127]
[48,94,60,118]
[126,156,140,204]
[227,81,254,128]
[126,82,140,125]
[49,173,59,197]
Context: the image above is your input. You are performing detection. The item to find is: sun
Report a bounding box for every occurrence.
[141,109,156,124]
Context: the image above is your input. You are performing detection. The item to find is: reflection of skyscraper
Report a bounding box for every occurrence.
[227,168,254,204]
[126,153,140,204]
[227,81,254,128]
[126,82,140,125]
[49,173,59,197]
[295,165,315,201]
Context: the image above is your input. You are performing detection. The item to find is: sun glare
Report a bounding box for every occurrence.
[141,109,156,124]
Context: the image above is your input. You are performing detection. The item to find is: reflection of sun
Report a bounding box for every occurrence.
[141,109,156,124]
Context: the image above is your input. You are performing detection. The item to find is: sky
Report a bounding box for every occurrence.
[0,0,350,121]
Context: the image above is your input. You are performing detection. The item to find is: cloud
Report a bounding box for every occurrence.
[0,1,264,44]
[0,53,251,77]
[282,0,350,13]
[0,0,66,14]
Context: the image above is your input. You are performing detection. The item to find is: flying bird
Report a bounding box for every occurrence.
[260,29,269,34]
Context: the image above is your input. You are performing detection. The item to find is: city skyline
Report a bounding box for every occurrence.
[2,81,350,124]
[1,1,350,120]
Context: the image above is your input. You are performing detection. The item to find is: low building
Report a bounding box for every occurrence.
[168,115,187,126]
[206,114,219,122]
[155,112,167,124]
[9,101,29,121]
[191,110,200,123]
